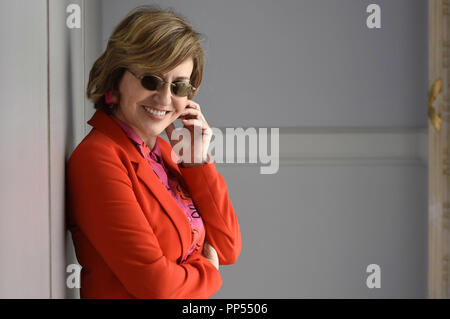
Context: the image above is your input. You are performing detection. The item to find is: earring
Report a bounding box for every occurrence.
[105,91,115,108]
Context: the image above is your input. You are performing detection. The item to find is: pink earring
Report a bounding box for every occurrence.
[105,91,115,107]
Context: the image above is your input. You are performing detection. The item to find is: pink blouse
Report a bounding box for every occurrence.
[111,115,205,264]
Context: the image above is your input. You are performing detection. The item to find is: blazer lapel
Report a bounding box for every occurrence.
[134,158,192,262]
[156,136,187,188]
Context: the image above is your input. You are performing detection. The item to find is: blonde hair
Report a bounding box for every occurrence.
[86,4,205,114]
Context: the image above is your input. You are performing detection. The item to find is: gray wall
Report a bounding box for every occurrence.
[102,0,428,128]
[0,0,428,298]
[215,164,427,298]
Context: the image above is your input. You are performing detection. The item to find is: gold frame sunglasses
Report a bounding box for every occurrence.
[127,69,196,97]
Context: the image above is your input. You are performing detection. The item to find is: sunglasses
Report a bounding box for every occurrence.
[127,69,196,97]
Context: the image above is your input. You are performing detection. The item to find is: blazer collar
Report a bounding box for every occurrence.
[87,109,192,263]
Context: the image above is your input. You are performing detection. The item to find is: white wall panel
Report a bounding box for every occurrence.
[0,0,50,298]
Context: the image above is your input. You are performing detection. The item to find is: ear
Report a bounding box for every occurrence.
[105,90,119,105]
[110,93,119,104]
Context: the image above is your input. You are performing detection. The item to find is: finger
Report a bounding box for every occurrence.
[179,108,203,120]
[202,241,211,250]
[185,102,201,111]
[181,118,203,126]
[180,109,210,131]
[203,127,212,137]
[181,119,209,133]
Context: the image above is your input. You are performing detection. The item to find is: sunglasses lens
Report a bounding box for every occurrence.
[141,75,161,91]
[137,72,193,97]
[172,82,191,97]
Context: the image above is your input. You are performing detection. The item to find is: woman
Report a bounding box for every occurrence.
[67,5,241,299]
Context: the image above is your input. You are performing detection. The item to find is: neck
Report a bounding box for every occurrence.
[145,136,157,150]
[111,108,157,150]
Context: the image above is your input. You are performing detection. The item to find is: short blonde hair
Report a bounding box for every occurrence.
[86,4,205,114]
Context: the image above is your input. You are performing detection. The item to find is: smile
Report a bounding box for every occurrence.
[142,105,170,119]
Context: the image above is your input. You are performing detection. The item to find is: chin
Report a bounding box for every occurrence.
[154,125,172,136]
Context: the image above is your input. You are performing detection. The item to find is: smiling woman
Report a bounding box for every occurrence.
[67,4,241,299]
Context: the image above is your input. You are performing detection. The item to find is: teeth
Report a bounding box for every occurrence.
[143,106,167,117]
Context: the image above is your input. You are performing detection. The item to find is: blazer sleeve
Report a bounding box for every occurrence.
[67,142,222,299]
[179,154,242,265]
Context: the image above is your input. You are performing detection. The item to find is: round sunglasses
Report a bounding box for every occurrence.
[127,69,196,97]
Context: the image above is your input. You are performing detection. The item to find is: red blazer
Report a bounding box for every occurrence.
[67,109,241,299]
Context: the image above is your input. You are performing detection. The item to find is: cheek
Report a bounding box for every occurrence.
[170,110,182,122]
[169,108,185,123]
[174,100,187,112]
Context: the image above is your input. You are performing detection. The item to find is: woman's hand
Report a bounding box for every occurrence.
[165,101,212,167]
[201,241,219,270]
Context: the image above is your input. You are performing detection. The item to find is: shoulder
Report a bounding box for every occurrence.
[68,128,130,173]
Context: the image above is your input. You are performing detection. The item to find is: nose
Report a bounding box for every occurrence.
[155,82,172,106]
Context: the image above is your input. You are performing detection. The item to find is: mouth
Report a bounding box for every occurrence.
[141,105,172,120]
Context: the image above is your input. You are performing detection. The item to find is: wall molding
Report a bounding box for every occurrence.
[208,127,428,166]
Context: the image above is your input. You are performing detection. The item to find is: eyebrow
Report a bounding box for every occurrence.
[173,76,190,81]
[139,71,190,82]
